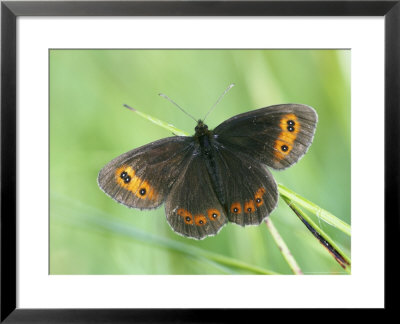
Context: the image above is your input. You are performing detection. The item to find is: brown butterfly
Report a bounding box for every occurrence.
[98,92,317,240]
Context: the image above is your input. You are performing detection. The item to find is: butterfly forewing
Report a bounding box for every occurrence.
[213,145,278,226]
[214,104,318,170]
[98,136,194,209]
[165,156,228,239]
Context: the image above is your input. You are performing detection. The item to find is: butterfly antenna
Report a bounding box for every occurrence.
[203,83,235,121]
[159,93,197,122]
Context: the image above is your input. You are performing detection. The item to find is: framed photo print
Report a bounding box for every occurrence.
[1,0,398,321]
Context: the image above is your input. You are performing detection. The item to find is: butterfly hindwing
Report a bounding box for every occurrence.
[214,104,317,170]
[98,136,194,209]
[213,144,278,226]
[165,155,228,239]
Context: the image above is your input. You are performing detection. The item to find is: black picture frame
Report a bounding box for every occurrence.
[1,0,398,321]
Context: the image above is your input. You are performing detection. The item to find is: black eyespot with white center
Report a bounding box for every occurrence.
[212,213,217,218]
[281,145,289,152]
[287,120,295,126]
[139,188,146,196]
[256,198,262,203]
[185,216,191,222]
[120,171,127,179]
[287,125,295,132]
[124,175,131,183]
[233,208,239,213]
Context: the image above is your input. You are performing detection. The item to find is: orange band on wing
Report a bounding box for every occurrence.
[177,208,194,225]
[230,202,242,214]
[244,200,255,213]
[254,187,266,207]
[115,165,158,201]
[207,209,221,221]
[274,114,300,160]
[194,214,207,226]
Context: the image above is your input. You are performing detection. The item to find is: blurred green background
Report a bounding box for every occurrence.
[50,49,350,275]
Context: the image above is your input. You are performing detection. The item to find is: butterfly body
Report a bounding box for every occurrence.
[98,104,318,239]
[193,121,225,206]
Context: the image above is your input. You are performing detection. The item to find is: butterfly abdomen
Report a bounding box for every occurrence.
[195,130,226,208]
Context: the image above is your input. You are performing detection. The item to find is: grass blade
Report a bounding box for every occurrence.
[124,104,190,136]
[281,196,351,273]
[265,218,303,275]
[52,193,277,275]
[278,183,351,236]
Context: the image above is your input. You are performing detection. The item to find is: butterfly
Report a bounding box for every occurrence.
[98,91,317,240]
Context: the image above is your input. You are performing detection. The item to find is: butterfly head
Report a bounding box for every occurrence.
[195,120,209,136]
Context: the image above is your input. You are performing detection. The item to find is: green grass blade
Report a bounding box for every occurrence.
[278,183,351,236]
[124,104,190,136]
[52,193,277,275]
[90,215,277,275]
[281,196,351,273]
[265,218,303,275]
